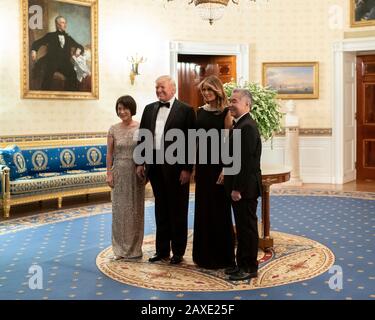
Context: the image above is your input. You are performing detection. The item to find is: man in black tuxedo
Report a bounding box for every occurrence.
[224,88,262,281]
[31,16,84,91]
[136,75,196,265]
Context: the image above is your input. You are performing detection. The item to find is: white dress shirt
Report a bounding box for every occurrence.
[154,97,175,150]
[58,34,65,48]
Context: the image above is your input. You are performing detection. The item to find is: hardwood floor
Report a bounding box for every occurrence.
[0,193,111,222]
[1,180,374,222]
[272,180,375,193]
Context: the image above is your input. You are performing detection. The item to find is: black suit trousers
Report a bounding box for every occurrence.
[148,164,190,257]
[231,196,259,272]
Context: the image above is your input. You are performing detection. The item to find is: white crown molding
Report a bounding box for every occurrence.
[334,37,375,52]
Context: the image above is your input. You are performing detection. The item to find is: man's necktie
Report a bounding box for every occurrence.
[158,102,170,108]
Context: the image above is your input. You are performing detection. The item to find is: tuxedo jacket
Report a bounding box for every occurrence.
[138,98,196,177]
[31,31,84,67]
[224,113,262,199]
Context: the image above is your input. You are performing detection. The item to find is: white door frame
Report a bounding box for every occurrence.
[169,41,249,96]
[333,37,375,184]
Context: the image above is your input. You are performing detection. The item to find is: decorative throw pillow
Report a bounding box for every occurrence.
[0,145,29,180]
[23,148,60,174]
[83,145,107,170]
[57,145,106,171]
[20,145,107,174]
[58,147,78,170]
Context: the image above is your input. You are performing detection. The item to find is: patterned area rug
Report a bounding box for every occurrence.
[96,230,334,291]
[0,190,374,300]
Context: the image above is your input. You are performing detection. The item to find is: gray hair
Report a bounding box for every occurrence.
[232,88,253,107]
[156,75,176,90]
[55,16,66,26]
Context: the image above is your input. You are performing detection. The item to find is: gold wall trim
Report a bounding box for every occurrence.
[344,31,375,39]
[0,132,107,148]
[275,128,332,136]
[0,129,332,148]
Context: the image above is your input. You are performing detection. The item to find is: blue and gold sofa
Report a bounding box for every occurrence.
[0,142,110,218]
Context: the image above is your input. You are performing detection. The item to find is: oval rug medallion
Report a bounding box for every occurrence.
[96,230,335,291]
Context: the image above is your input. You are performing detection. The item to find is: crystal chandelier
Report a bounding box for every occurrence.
[167,0,266,25]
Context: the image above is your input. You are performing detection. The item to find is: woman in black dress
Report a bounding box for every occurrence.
[193,75,235,269]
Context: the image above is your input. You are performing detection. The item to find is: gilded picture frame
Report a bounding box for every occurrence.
[21,0,98,99]
[350,0,375,27]
[262,62,319,100]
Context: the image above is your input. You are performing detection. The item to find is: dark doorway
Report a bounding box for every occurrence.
[177,54,237,111]
[356,55,375,180]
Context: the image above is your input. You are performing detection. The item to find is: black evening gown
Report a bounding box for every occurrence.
[193,106,235,269]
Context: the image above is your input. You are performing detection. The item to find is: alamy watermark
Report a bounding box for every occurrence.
[328,5,344,30]
[328,265,343,291]
[28,5,43,30]
[28,264,43,290]
[133,128,242,175]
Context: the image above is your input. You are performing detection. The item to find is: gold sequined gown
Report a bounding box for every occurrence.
[108,123,145,258]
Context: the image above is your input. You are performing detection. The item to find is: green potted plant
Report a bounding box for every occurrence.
[223,81,284,142]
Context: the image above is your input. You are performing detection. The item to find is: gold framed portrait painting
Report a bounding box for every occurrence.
[350,0,375,27]
[262,62,319,99]
[21,0,98,99]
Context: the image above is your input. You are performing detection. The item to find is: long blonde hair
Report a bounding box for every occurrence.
[198,75,228,112]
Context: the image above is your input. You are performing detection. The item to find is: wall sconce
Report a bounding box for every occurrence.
[127,54,147,85]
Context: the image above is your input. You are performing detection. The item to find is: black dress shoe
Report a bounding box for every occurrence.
[224,266,239,275]
[148,254,169,263]
[170,255,183,264]
[228,269,258,281]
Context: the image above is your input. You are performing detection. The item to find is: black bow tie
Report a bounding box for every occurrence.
[57,31,66,36]
[159,102,170,108]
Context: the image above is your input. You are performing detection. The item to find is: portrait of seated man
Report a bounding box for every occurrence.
[29,14,92,92]
[355,0,375,21]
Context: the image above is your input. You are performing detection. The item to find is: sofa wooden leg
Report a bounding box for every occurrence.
[57,197,63,209]
[3,204,10,218]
